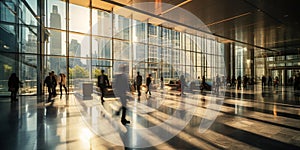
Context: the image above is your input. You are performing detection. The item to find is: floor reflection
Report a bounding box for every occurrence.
[0,86,300,149]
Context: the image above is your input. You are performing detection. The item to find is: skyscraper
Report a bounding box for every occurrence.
[49,5,62,72]
[69,39,82,67]
[50,5,61,55]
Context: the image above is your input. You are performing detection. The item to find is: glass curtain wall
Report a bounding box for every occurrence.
[0,0,225,96]
[0,0,39,96]
[45,0,225,93]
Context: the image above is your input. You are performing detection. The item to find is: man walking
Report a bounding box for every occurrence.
[98,70,109,104]
[145,74,152,95]
[136,72,142,97]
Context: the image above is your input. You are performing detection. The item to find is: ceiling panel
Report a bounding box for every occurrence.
[83,0,300,54]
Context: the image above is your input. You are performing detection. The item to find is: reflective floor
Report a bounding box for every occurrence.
[1,85,300,150]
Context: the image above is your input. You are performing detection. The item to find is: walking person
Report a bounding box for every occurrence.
[200,75,206,93]
[59,73,68,96]
[215,74,221,93]
[98,69,109,104]
[268,76,272,86]
[160,76,164,89]
[145,74,152,95]
[44,72,55,101]
[262,75,266,88]
[113,65,130,125]
[231,75,236,87]
[237,75,242,90]
[8,73,22,103]
[51,71,58,97]
[180,75,187,96]
[136,72,142,97]
[274,76,279,87]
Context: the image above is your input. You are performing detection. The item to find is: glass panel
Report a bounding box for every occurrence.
[92,36,112,68]
[69,4,89,33]
[113,14,130,40]
[47,0,66,30]
[92,9,112,37]
[148,24,161,45]
[70,58,91,92]
[20,2,37,26]
[22,27,37,54]
[0,53,18,95]
[114,40,130,60]
[69,33,90,58]
[173,31,180,49]
[20,53,37,95]
[46,29,66,71]
[26,0,37,15]
[133,20,147,43]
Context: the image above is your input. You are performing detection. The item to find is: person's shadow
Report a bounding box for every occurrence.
[8,103,19,130]
[46,101,57,119]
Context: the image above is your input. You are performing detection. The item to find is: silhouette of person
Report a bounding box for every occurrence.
[180,75,187,95]
[268,76,272,86]
[8,73,22,103]
[44,72,55,102]
[59,73,68,96]
[200,76,206,92]
[136,72,142,97]
[262,75,266,87]
[113,64,130,125]
[51,71,58,97]
[160,76,164,89]
[98,70,110,103]
[274,76,279,87]
[215,74,221,93]
[237,75,242,90]
[145,74,152,95]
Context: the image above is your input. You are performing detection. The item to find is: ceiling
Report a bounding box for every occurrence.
[80,0,300,56]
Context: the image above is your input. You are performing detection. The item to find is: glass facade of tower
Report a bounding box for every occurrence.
[0,0,227,96]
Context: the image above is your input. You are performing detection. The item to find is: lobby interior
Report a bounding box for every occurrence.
[1,0,300,149]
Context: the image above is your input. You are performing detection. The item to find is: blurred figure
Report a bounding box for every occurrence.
[294,72,300,93]
[145,74,152,95]
[51,71,58,97]
[237,75,242,90]
[98,69,110,104]
[113,64,130,125]
[44,72,55,102]
[262,75,266,87]
[268,76,272,86]
[243,75,248,89]
[200,75,206,92]
[160,76,164,89]
[274,76,279,87]
[58,73,68,96]
[180,75,187,96]
[215,74,221,93]
[8,73,22,103]
[136,72,142,97]
[231,75,236,87]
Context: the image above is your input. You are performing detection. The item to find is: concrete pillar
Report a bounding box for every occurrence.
[231,43,235,79]
[224,43,231,78]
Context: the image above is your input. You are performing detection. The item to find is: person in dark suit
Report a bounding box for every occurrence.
[44,72,55,102]
[51,71,58,97]
[98,70,109,103]
[145,74,152,95]
[8,73,22,103]
[136,72,142,97]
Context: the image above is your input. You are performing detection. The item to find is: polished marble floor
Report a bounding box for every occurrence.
[1,85,300,150]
